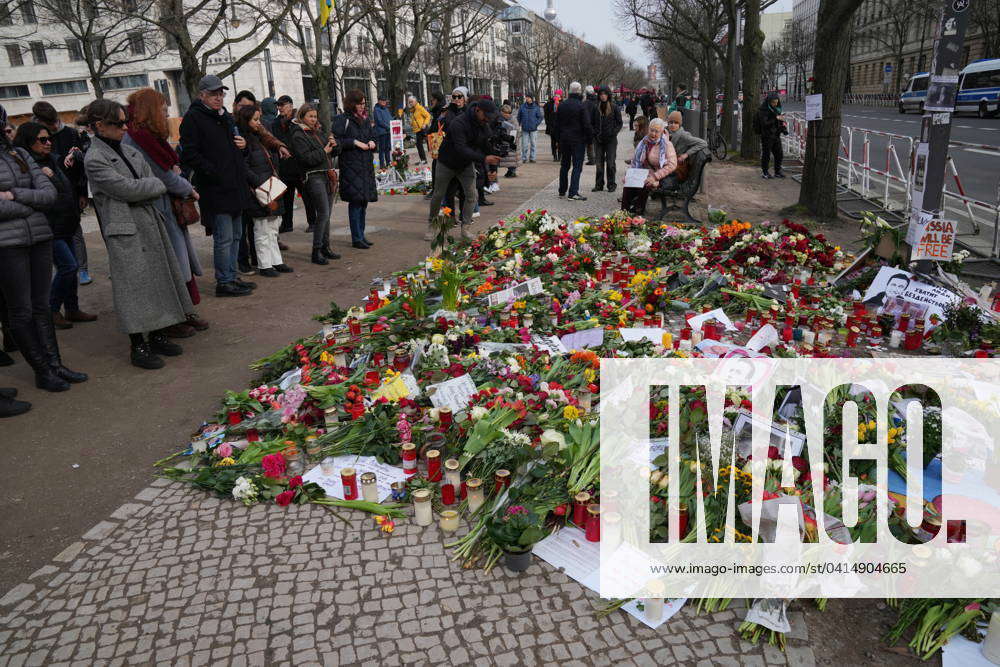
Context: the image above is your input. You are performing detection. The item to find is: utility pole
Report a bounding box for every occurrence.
[909,0,972,271]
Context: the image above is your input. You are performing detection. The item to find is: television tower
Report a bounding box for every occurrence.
[544,0,556,21]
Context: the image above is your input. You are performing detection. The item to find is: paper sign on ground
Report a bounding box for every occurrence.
[911,218,956,262]
[532,527,687,629]
[688,307,737,332]
[907,210,933,245]
[531,334,568,355]
[477,341,528,357]
[485,277,545,307]
[427,373,478,412]
[371,375,410,402]
[805,94,823,121]
[624,168,648,188]
[560,328,605,350]
[399,372,421,397]
[303,455,405,503]
[861,266,959,330]
[619,328,667,343]
[746,324,779,352]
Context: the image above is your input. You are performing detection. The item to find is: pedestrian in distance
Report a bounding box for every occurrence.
[544,91,562,161]
[271,95,316,235]
[82,98,194,370]
[123,87,209,337]
[289,103,341,264]
[179,75,257,298]
[235,104,293,277]
[556,82,593,201]
[1,109,87,395]
[584,85,598,165]
[754,92,787,179]
[499,105,520,178]
[590,85,623,193]
[405,96,432,165]
[516,93,543,163]
[626,95,638,130]
[13,122,98,330]
[332,90,379,250]
[373,95,393,169]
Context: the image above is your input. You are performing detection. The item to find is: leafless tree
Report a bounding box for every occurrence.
[782,18,814,100]
[507,17,569,98]
[971,0,1000,59]
[854,0,937,92]
[427,2,499,94]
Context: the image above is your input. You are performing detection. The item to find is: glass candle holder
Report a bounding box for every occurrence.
[360,472,378,503]
[444,459,461,489]
[304,435,322,459]
[585,503,601,542]
[390,481,408,502]
[413,489,433,526]
[426,449,443,482]
[604,511,622,551]
[438,406,453,427]
[341,467,358,500]
[573,491,591,527]
[578,391,593,413]
[320,456,337,476]
[801,330,816,345]
[466,478,485,513]
[439,510,460,533]
[440,483,456,506]
[402,443,418,477]
[661,332,673,349]
[494,469,511,494]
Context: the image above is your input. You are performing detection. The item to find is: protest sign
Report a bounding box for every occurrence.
[861,266,959,329]
[911,217,956,262]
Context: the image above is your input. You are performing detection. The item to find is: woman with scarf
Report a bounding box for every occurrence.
[619,117,677,215]
[332,90,378,250]
[82,98,194,370]
[754,92,787,179]
[13,122,97,330]
[0,105,84,405]
[289,103,340,265]
[123,88,208,337]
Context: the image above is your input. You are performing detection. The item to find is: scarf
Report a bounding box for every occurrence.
[631,133,670,169]
[126,126,178,171]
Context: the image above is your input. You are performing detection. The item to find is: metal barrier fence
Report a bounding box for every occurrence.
[783,112,1000,258]
[842,94,899,108]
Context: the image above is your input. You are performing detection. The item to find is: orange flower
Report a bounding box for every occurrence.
[442,207,453,216]
[571,350,600,369]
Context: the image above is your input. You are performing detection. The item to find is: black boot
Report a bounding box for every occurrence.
[10,323,69,392]
[0,391,31,418]
[130,336,165,370]
[321,245,341,260]
[311,248,329,265]
[148,332,183,357]
[35,313,88,384]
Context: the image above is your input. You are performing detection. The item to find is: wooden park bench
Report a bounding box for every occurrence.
[648,152,711,223]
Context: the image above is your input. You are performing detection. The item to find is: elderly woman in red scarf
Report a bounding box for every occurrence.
[620,117,677,215]
[122,88,208,336]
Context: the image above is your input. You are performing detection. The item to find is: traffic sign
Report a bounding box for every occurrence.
[884,64,893,72]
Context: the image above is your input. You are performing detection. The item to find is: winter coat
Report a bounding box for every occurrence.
[179,100,250,227]
[517,102,544,133]
[260,98,279,128]
[669,127,710,163]
[436,106,492,172]
[0,146,57,248]
[554,93,592,146]
[122,133,202,283]
[47,123,88,196]
[85,136,193,334]
[543,99,559,136]
[289,121,339,184]
[429,102,447,126]
[29,151,79,240]
[591,92,623,143]
[373,103,392,138]
[754,93,785,138]
[243,133,281,218]
[332,112,378,204]
[626,98,638,115]
[407,103,431,134]
[271,115,304,182]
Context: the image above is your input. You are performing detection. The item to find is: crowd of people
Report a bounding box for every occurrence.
[2,75,771,418]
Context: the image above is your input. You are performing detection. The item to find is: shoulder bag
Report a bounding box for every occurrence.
[427,120,446,160]
[254,147,287,212]
[171,196,201,226]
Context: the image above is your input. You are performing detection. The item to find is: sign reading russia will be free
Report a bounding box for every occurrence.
[911,217,956,262]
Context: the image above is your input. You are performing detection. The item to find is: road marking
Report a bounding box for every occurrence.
[964,148,1000,156]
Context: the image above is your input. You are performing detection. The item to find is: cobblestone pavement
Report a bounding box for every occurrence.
[0,129,819,666]
[0,477,817,666]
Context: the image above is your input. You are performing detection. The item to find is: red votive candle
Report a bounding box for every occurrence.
[573,491,591,527]
[227,410,242,425]
[341,467,358,500]
[441,483,456,505]
[494,469,511,494]
[401,443,417,477]
[426,449,442,482]
[585,503,601,542]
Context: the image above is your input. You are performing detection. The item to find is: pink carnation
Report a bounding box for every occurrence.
[216,442,233,459]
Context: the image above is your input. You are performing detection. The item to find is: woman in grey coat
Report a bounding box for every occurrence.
[0,109,87,402]
[123,87,208,337]
[80,99,194,370]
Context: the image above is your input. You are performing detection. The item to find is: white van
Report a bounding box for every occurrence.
[956,58,1000,118]
[898,73,929,114]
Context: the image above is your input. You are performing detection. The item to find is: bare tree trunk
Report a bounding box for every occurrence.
[179,47,203,104]
[721,9,737,140]
[798,0,864,219]
[701,45,716,131]
[739,0,763,158]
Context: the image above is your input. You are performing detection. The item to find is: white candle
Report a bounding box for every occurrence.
[360,472,378,503]
[691,330,703,345]
[818,330,833,346]
[802,330,816,345]
[889,330,903,348]
[444,459,461,489]
[644,597,665,623]
[413,489,433,526]
[439,510,460,533]
[466,478,485,513]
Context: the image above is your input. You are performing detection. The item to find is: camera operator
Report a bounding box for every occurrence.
[425,100,502,241]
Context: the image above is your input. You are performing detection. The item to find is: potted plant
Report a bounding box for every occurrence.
[486,505,546,572]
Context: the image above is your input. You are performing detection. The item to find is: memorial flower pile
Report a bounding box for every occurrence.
[158,207,999,659]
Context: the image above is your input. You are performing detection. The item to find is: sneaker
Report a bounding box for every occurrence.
[478,199,495,207]
[78,269,92,285]
[558,193,565,198]
[149,333,183,357]
[591,186,604,192]
[607,184,617,192]
[568,194,587,201]
[258,267,280,277]
[130,342,165,370]
[472,211,481,219]
[762,171,771,179]
[215,282,252,297]
[274,264,294,273]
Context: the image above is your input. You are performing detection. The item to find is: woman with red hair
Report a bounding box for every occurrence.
[123,88,208,336]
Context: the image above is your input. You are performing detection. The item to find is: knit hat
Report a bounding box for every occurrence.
[452,86,469,99]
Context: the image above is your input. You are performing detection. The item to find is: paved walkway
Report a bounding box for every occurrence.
[0,129,819,666]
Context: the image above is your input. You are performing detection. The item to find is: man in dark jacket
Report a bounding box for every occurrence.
[543,93,560,161]
[31,101,92,285]
[426,100,502,240]
[180,74,254,298]
[555,82,592,201]
[373,95,393,169]
[271,95,315,235]
[584,85,598,165]
[590,86,623,193]
[625,95,638,130]
[516,93,543,163]
[754,92,787,179]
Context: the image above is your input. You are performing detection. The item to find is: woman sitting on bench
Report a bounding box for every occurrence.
[620,117,677,215]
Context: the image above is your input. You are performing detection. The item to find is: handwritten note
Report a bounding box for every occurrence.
[624,168,648,188]
[688,307,737,332]
[619,328,667,343]
[485,277,545,307]
[530,334,568,356]
[560,328,605,351]
[477,342,528,357]
[303,455,406,503]
[746,324,779,352]
[427,373,478,412]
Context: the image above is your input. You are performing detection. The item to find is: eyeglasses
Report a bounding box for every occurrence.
[452,95,464,100]
[36,136,52,144]
[666,120,680,125]
[105,119,128,128]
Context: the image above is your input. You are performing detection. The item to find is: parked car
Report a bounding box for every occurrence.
[955,58,1000,118]
[898,72,929,114]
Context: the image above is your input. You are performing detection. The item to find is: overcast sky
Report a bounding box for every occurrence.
[513,0,794,68]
